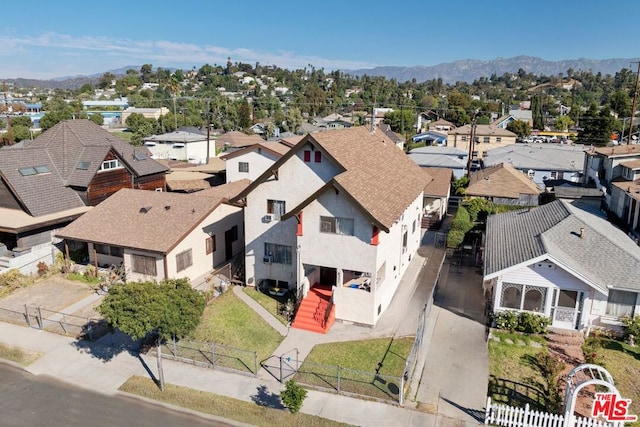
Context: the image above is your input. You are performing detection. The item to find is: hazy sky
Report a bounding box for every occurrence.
[2,0,639,79]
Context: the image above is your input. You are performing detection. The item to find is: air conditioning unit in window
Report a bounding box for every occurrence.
[263,256,272,264]
[262,214,272,223]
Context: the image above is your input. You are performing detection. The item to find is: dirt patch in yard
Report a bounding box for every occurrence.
[0,276,95,313]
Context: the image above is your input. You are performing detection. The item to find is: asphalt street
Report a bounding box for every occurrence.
[0,363,236,427]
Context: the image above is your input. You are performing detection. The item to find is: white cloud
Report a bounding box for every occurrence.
[0,32,375,79]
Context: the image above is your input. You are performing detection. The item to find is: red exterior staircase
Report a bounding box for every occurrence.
[291,285,335,334]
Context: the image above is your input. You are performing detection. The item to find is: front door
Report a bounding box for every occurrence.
[224,229,234,261]
[552,289,579,329]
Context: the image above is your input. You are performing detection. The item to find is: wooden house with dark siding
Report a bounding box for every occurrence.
[0,119,168,273]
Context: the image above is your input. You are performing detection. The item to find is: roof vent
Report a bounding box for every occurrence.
[164,205,171,210]
[139,206,152,213]
[579,227,585,238]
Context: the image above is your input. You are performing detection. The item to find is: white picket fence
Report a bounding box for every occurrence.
[485,397,613,427]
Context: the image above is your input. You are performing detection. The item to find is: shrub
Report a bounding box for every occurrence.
[532,351,565,413]
[516,312,551,335]
[621,315,640,342]
[37,261,49,276]
[451,206,473,233]
[493,310,519,332]
[446,229,465,248]
[582,337,606,367]
[280,380,307,414]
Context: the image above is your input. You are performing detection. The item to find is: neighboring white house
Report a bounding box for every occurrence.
[484,200,640,333]
[144,129,216,164]
[56,181,249,284]
[232,126,432,328]
[221,141,291,183]
[408,146,469,178]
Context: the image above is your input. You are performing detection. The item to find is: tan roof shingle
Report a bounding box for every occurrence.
[466,163,541,198]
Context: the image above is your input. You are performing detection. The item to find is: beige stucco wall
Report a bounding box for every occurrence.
[225,149,281,183]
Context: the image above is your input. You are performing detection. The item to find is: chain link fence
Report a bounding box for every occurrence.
[158,337,258,376]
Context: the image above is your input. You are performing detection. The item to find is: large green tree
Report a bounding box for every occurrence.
[531,95,544,130]
[98,279,205,390]
[506,120,531,138]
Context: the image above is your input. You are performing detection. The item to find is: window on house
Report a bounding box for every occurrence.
[239,162,249,173]
[461,136,468,142]
[303,150,311,162]
[496,137,502,143]
[94,244,110,255]
[132,254,157,276]
[267,199,286,219]
[176,249,193,272]
[99,159,121,171]
[412,220,416,234]
[264,242,292,264]
[606,289,637,317]
[499,283,546,313]
[110,246,123,257]
[550,171,558,180]
[319,216,354,235]
[402,231,408,250]
[483,136,490,143]
[314,151,322,163]
[206,236,216,255]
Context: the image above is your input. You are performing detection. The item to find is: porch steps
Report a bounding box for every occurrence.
[291,286,335,334]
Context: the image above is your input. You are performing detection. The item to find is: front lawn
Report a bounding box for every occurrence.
[242,286,291,325]
[488,331,548,410]
[187,290,284,366]
[295,336,413,402]
[587,338,640,427]
[0,343,42,366]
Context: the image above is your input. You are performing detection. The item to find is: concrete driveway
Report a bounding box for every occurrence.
[416,254,489,425]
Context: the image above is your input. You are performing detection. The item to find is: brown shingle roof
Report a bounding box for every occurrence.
[311,126,432,230]
[422,167,453,197]
[467,163,541,198]
[220,141,290,160]
[620,159,640,169]
[215,131,264,150]
[56,183,243,253]
[594,145,640,157]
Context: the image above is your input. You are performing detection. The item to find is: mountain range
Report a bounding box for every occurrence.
[4,56,640,89]
[344,56,640,84]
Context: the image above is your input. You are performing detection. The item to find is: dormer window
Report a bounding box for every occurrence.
[99,159,122,171]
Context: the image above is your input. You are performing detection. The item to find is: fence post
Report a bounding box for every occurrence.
[211,343,216,367]
[337,365,341,392]
[399,373,404,406]
[36,306,43,329]
[485,396,491,424]
[253,351,257,376]
[279,355,283,383]
[24,304,31,327]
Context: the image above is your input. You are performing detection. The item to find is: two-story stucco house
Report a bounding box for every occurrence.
[232,126,432,332]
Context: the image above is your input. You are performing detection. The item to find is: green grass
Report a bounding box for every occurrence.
[295,336,413,401]
[110,131,134,143]
[242,287,290,325]
[119,375,354,427]
[0,343,42,366]
[188,290,284,366]
[66,272,101,284]
[587,338,640,427]
[488,331,548,409]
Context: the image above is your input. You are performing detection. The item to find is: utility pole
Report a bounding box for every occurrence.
[628,61,640,145]
[466,111,479,178]
[2,81,13,145]
[205,98,211,163]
